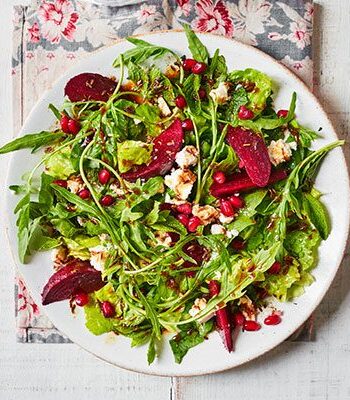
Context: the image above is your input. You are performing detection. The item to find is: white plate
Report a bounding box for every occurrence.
[5,31,350,376]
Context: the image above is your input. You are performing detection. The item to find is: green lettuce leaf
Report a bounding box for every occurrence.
[228,68,272,113]
[45,146,75,178]
[284,229,320,271]
[117,140,153,173]
[262,258,301,301]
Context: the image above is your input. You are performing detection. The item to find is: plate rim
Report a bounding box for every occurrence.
[5,29,350,377]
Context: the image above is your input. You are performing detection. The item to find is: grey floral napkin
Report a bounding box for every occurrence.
[13,0,314,343]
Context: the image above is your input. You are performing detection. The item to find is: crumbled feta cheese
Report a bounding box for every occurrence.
[77,216,86,226]
[89,245,107,271]
[268,139,294,166]
[154,231,172,247]
[226,228,239,239]
[219,213,234,224]
[164,169,196,200]
[209,82,231,104]
[189,297,207,317]
[110,183,125,196]
[66,176,84,194]
[175,145,198,169]
[157,96,172,117]
[210,224,226,235]
[192,204,219,225]
[210,224,239,239]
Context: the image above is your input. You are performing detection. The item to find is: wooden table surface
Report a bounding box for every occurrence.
[0,1,349,399]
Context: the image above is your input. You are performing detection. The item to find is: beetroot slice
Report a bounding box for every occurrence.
[226,126,271,187]
[41,260,106,305]
[210,169,288,198]
[208,280,233,353]
[64,73,117,102]
[121,119,184,182]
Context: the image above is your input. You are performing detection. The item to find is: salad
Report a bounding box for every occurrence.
[1,27,343,364]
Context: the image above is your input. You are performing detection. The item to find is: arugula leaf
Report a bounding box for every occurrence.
[0,131,64,154]
[135,286,162,340]
[208,49,227,80]
[48,103,61,120]
[303,193,330,239]
[114,37,178,67]
[169,321,213,363]
[147,334,156,365]
[183,24,209,63]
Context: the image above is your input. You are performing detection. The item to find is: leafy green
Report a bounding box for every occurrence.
[0,131,64,154]
[228,68,272,112]
[285,229,320,271]
[183,24,209,63]
[45,146,75,178]
[117,140,153,173]
[303,192,330,239]
[169,321,214,363]
[114,37,178,67]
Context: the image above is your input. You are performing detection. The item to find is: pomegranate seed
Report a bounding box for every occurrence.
[100,194,114,206]
[238,105,254,120]
[198,87,206,99]
[264,313,282,325]
[220,199,235,217]
[268,261,282,274]
[233,312,245,326]
[192,62,207,75]
[181,118,194,131]
[101,301,115,318]
[182,58,196,71]
[177,213,189,227]
[175,95,187,109]
[243,320,261,331]
[277,109,288,118]
[74,291,89,307]
[60,115,70,133]
[176,203,192,215]
[67,119,81,135]
[213,171,226,184]
[228,195,245,209]
[53,179,67,188]
[187,216,201,233]
[78,188,90,200]
[231,238,245,251]
[98,168,111,185]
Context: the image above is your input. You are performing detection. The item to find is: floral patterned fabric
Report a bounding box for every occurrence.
[13,0,314,343]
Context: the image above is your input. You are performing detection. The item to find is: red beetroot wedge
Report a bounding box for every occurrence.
[41,260,106,305]
[210,169,288,198]
[208,280,233,353]
[64,73,117,102]
[122,119,184,182]
[226,126,271,187]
